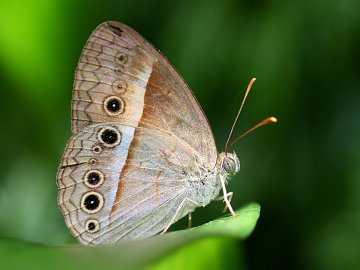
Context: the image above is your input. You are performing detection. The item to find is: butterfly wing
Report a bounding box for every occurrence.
[58,122,200,244]
[57,22,218,245]
[72,21,217,166]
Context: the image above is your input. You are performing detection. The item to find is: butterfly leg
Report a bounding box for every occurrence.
[219,175,238,217]
[161,197,200,235]
[221,192,234,213]
[214,192,233,201]
[213,191,234,213]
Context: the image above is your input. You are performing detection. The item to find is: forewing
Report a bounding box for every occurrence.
[72,21,217,166]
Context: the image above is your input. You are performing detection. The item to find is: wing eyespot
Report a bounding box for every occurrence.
[104,96,125,116]
[115,66,124,75]
[84,170,104,188]
[98,126,122,147]
[115,52,128,64]
[88,158,97,166]
[85,219,100,233]
[112,80,127,94]
[92,145,102,154]
[81,191,104,214]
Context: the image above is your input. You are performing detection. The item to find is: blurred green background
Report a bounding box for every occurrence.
[1,0,359,269]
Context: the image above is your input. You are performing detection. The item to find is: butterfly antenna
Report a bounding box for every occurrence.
[225,78,256,153]
[227,117,278,150]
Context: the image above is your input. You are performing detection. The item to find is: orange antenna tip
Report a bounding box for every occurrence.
[269,117,278,123]
[227,116,278,151]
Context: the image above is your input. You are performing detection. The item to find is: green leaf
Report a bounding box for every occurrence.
[0,203,260,270]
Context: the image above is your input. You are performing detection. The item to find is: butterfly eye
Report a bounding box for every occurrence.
[98,127,122,147]
[81,191,104,214]
[222,155,240,174]
[104,96,125,116]
[223,157,236,174]
[84,170,104,188]
[85,219,100,233]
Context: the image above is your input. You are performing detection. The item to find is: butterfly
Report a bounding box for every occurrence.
[56,21,276,245]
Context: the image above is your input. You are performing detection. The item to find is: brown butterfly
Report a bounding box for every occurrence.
[56,21,276,245]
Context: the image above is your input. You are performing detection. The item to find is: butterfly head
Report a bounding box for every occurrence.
[219,152,240,176]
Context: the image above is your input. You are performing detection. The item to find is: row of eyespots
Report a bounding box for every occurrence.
[81,25,127,233]
[103,51,128,117]
[81,126,122,233]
